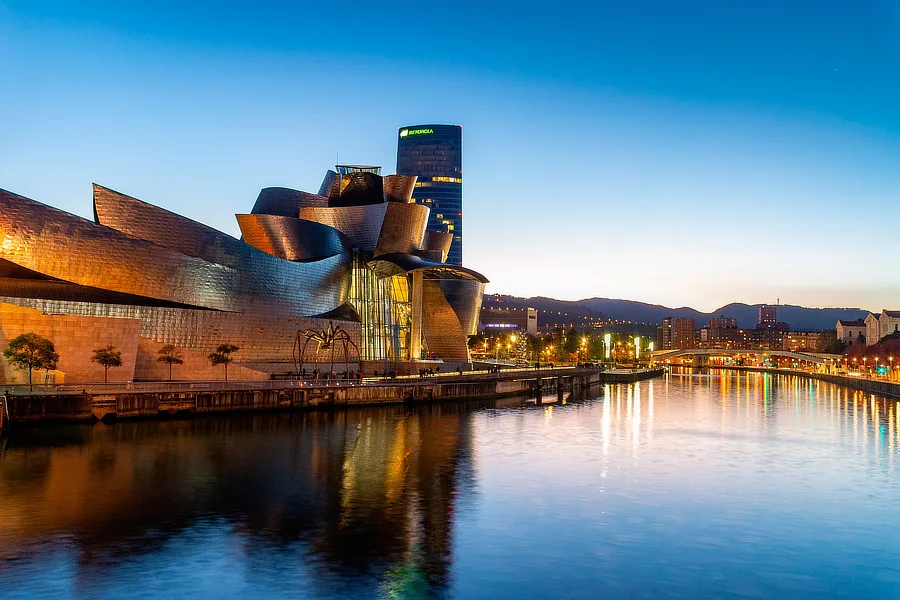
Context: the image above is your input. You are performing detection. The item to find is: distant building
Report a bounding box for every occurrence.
[478,307,538,336]
[865,310,900,345]
[397,125,463,265]
[783,332,820,352]
[865,313,880,346]
[660,317,696,349]
[836,319,866,345]
[758,305,778,327]
[707,316,737,330]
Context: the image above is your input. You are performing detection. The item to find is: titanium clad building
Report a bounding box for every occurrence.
[396,125,463,265]
[0,162,487,383]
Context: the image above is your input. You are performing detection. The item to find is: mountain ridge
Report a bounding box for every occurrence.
[487,294,870,331]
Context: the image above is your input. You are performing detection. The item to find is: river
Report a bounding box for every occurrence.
[2,370,899,599]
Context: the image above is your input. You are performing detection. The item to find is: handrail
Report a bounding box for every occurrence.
[0,366,608,396]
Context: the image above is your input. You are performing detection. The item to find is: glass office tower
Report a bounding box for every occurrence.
[396,125,463,265]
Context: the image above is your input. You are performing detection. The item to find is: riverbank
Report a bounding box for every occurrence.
[706,366,900,399]
[0,367,664,426]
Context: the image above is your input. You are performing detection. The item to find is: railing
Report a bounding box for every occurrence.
[0,365,600,396]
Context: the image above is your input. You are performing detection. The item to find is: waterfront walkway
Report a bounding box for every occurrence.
[0,367,664,426]
[3,365,588,396]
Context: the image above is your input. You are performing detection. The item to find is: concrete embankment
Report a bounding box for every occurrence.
[0,367,664,426]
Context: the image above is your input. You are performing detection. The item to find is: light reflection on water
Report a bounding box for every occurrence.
[2,370,900,599]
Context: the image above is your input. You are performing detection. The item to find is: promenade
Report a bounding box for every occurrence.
[0,366,664,426]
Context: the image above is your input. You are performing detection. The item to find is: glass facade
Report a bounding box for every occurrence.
[348,251,411,362]
[396,125,463,265]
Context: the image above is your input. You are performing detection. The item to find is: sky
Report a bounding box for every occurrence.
[1,1,899,312]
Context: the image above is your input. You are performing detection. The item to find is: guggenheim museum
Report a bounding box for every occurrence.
[0,166,487,382]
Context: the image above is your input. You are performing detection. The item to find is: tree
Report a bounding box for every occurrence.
[3,333,59,390]
[91,345,122,383]
[208,343,239,381]
[156,344,184,381]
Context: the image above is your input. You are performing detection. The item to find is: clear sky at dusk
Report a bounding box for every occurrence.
[1,1,899,312]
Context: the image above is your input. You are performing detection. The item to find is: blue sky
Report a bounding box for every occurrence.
[1,1,899,311]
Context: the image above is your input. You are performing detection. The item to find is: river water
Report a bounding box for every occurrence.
[2,370,900,599]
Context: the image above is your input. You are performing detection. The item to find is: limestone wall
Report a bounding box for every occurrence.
[134,337,268,381]
[0,302,141,383]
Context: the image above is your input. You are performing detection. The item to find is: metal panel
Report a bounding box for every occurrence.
[436,279,484,337]
[0,188,349,318]
[421,280,470,361]
[422,231,453,263]
[374,203,429,256]
[318,170,338,198]
[298,203,431,258]
[300,204,390,252]
[236,214,350,262]
[382,174,417,203]
[0,277,208,309]
[94,184,249,266]
[250,186,329,217]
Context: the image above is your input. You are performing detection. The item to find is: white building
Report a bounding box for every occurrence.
[836,319,866,345]
[865,310,900,345]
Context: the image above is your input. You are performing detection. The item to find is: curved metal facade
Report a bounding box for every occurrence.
[236,214,350,262]
[382,174,417,203]
[1,188,349,318]
[300,204,390,252]
[421,280,470,361]
[250,187,329,217]
[298,203,429,257]
[374,203,429,256]
[0,162,488,375]
[422,231,453,263]
[436,279,485,337]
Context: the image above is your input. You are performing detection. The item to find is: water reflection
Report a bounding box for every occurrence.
[0,401,507,599]
[3,373,900,598]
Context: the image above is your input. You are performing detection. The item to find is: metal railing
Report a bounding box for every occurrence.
[0,365,608,396]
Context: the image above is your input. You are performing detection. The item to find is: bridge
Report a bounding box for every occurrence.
[648,348,842,366]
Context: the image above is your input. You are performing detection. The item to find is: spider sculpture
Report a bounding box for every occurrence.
[293,321,361,381]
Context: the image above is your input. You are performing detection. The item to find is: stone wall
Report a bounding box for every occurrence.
[0,302,141,383]
[134,337,269,381]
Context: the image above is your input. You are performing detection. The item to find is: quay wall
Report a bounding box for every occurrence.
[0,368,663,426]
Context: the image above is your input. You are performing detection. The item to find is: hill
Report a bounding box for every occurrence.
[486,294,869,332]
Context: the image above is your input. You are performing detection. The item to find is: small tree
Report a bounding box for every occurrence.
[156,344,184,381]
[3,333,59,390]
[208,344,239,381]
[91,345,122,383]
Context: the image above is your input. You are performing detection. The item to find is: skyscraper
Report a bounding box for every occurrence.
[396,125,463,265]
